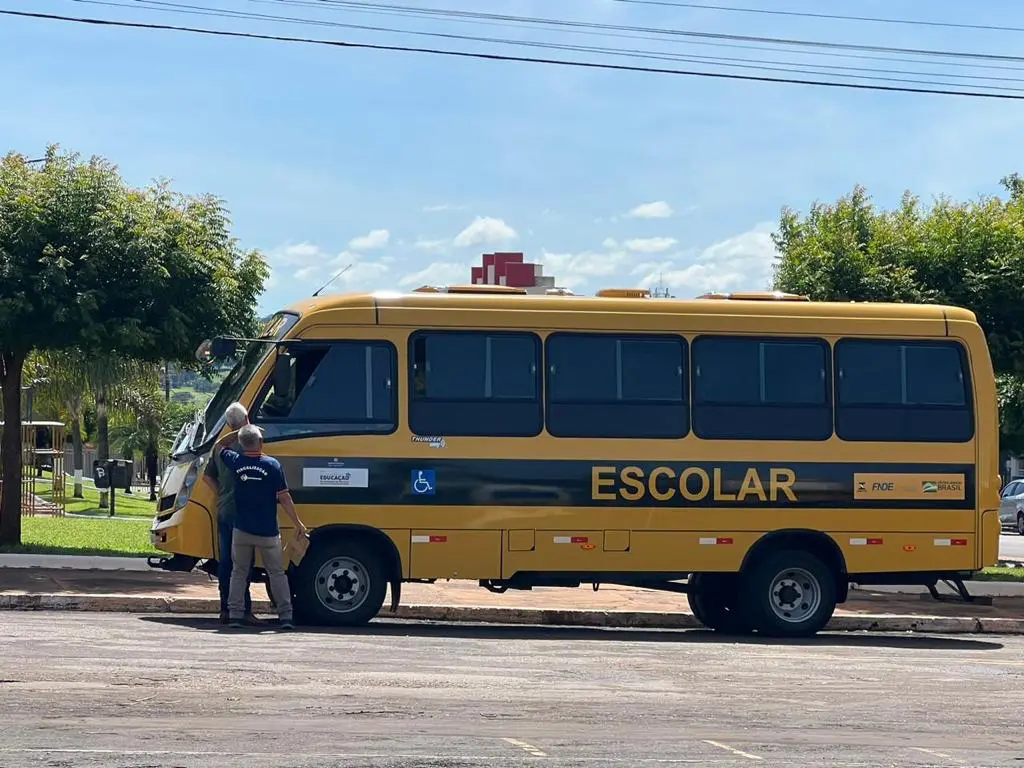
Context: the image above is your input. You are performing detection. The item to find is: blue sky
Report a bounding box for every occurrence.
[3,0,1024,312]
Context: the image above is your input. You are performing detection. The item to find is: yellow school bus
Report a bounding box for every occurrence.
[151,286,1001,637]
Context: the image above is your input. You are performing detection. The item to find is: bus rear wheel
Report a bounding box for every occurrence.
[293,539,387,627]
[688,573,753,634]
[742,550,837,638]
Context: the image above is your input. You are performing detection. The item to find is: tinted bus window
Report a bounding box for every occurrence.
[253,342,397,440]
[692,336,831,440]
[409,331,542,437]
[546,333,688,438]
[836,339,972,442]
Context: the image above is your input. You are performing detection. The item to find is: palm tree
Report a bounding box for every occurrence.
[34,351,161,504]
[90,354,161,507]
[33,350,92,497]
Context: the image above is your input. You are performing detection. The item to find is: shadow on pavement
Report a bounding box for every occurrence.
[137,615,1004,651]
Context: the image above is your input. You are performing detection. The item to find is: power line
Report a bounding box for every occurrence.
[612,0,1024,35]
[252,0,1024,73]
[5,9,1024,100]
[253,0,1024,64]
[72,0,1024,89]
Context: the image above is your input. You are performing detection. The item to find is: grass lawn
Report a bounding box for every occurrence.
[974,567,1024,583]
[0,517,158,557]
[35,477,155,518]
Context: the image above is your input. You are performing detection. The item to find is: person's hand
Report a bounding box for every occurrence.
[296,522,309,538]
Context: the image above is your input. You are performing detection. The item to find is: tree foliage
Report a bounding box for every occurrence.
[0,146,268,543]
[773,176,1024,454]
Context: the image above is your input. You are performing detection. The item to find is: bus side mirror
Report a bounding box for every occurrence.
[273,351,292,395]
[211,337,237,359]
[195,337,237,364]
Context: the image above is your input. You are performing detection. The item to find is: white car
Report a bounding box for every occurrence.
[999,480,1024,535]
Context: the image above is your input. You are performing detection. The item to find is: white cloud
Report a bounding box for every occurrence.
[539,248,629,288]
[348,228,390,251]
[293,265,320,282]
[399,261,469,288]
[625,237,678,254]
[423,203,466,213]
[635,222,778,297]
[453,216,518,248]
[270,242,323,266]
[278,244,391,291]
[413,238,449,253]
[626,200,674,219]
[602,237,618,249]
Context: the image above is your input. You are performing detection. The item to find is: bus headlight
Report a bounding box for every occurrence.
[173,461,200,512]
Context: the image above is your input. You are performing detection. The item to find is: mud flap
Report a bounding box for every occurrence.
[389,575,401,612]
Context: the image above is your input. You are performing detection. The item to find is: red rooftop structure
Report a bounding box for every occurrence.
[470,252,564,294]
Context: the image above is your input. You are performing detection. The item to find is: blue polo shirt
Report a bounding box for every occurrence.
[219,448,288,538]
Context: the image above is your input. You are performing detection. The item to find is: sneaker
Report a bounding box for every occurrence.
[219,611,229,625]
[279,619,295,631]
[228,617,245,629]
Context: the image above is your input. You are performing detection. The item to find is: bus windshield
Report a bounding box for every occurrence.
[192,312,299,452]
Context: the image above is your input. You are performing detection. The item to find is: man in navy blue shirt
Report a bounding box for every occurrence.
[218,424,307,629]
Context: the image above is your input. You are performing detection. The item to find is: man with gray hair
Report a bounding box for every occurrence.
[217,423,307,629]
[202,401,254,623]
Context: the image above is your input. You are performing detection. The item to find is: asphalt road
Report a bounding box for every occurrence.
[1,614,1023,768]
[999,532,1024,561]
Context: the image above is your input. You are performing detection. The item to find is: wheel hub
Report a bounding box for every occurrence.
[768,567,821,624]
[314,556,369,613]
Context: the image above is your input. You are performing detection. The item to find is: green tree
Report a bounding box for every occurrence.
[0,146,267,544]
[773,176,1024,452]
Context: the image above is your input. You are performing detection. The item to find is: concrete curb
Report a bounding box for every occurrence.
[3,593,1023,634]
[0,555,151,571]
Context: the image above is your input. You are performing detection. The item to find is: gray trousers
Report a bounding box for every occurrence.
[229,529,293,621]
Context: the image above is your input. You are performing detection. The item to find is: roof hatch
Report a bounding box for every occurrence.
[697,291,810,301]
[413,284,527,295]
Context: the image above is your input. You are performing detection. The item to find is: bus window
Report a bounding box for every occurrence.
[545,333,688,439]
[835,339,972,442]
[253,342,397,440]
[692,336,831,441]
[408,331,541,437]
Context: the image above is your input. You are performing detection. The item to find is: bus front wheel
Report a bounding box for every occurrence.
[742,550,837,638]
[293,538,387,627]
[688,573,753,634]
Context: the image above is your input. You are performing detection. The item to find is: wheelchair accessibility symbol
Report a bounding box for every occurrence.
[411,470,435,496]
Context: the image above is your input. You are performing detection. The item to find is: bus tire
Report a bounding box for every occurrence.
[688,573,753,634]
[742,549,837,638]
[293,539,387,627]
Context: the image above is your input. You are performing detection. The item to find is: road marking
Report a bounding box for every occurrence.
[503,737,548,757]
[702,740,763,761]
[911,747,953,759]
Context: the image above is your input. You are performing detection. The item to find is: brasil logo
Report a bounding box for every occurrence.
[921,481,939,494]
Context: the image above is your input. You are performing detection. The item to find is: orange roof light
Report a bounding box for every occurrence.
[597,288,651,299]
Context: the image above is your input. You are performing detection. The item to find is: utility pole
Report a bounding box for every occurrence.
[164,361,171,401]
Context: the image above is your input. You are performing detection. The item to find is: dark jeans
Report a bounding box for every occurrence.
[218,520,252,615]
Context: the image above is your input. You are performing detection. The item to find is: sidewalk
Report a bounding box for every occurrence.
[2,566,1022,633]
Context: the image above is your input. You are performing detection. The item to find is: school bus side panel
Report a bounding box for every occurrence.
[948,319,1000,568]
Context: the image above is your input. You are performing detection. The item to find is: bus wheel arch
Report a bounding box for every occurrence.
[293,525,401,626]
[738,530,847,638]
